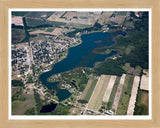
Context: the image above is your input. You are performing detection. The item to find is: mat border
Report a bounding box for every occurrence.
[0,0,160,128]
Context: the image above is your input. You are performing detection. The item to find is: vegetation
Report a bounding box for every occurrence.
[134,90,148,115]
[12,90,26,101]
[81,79,98,102]
[60,68,90,92]
[107,76,120,109]
[46,27,54,32]
[116,75,134,115]
[94,12,148,76]
[24,107,35,115]
[34,89,44,114]
[95,59,126,76]
[23,17,30,43]
[12,11,29,16]
[26,73,34,83]
[12,80,24,87]
[12,28,26,44]
[51,104,71,115]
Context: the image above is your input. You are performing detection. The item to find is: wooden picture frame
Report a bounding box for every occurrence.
[0,0,160,128]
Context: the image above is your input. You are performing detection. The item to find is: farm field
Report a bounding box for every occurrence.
[134,90,149,115]
[87,75,111,111]
[12,87,35,115]
[103,75,117,103]
[80,77,98,102]
[12,28,26,44]
[140,74,149,91]
[127,76,140,115]
[107,76,120,109]
[116,75,134,115]
[112,74,126,113]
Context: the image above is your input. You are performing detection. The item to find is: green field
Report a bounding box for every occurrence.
[12,90,35,115]
[87,75,111,111]
[12,12,29,16]
[80,78,98,102]
[116,75,134,115]
[134,90,149,115]
[107,76,120,109]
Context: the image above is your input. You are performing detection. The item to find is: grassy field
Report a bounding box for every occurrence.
[116,75,134,115]
[80,77,98,102]
[12,87,21,96]
[103,76,117,103]
[12,88,35,115]
[12,28,26,44]
[134,90,149,115]
[107,76,120,109]
[87,75,111,111]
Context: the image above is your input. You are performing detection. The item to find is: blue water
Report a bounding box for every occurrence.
[39,32,117,101]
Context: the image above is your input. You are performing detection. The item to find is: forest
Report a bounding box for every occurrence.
[94,12,149,76]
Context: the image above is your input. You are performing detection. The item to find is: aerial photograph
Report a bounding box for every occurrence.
[11,10,149,116]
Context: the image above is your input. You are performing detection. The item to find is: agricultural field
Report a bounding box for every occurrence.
[12,11,29,16]
[12,87,35,115]
[134,90,149,115]
[127,76,140,115]
[116,75,134,115]
[80,77,98,102]
[97,11,113,25]
[87,75,111,111]
[112,74,126,112]
[103,75,117,103]
[106,76,120,109]
[12,16,24,26]
[25,12,54,20]
[12,28,26,44]
[140,69,149,91]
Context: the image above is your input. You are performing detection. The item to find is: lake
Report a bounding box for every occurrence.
[39,32,118,101]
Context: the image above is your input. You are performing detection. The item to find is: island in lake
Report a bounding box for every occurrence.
[11,10,149,116]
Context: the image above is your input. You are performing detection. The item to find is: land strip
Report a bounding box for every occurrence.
[103,75,117,103]
[116,75,134,115]
[80,77,98,102]
[112,74,126,113]
[127,76,140,115]
[87,75,111,111]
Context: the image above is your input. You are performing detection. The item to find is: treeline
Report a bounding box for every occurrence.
[95,58,126,76]
[12,80,24,87]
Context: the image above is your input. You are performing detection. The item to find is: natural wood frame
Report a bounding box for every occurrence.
[0,0,160,128]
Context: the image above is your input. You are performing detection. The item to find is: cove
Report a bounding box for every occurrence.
[39,32,120,101]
